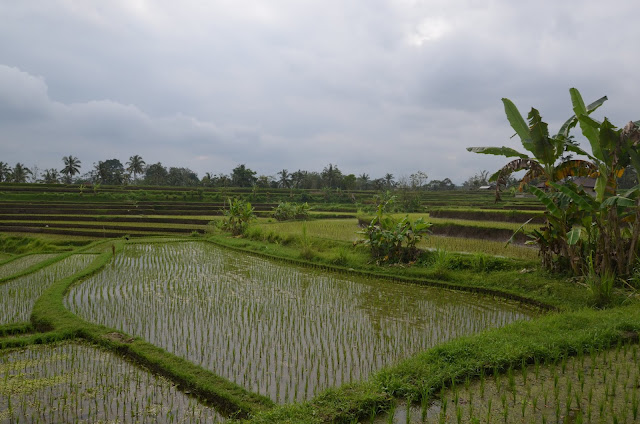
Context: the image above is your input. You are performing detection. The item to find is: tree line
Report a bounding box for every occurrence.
[0,156,485,191]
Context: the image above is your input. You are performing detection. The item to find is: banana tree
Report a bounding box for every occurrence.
[467,92,606,200]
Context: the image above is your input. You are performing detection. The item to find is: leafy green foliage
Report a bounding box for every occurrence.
[357,197,431,263]
[220,198,256,236]
[476,88,640,280]
[272,202,311,221]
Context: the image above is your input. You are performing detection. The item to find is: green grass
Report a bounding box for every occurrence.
[254,219,537,260]
[246,306,640,423]
[379,340,640,423]
[0,187,638,423]
[0,342,226,423]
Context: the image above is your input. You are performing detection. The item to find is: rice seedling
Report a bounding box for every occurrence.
[0,254,59,279]
[0,342,224,423]
[387,341,640,423]
[0,254,94,325]
[66,242,536,404]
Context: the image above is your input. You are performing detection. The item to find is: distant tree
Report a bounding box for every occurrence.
[256,175,274,188]
[216,173,231,187]
[167,167,199,186]
[290,170,306,189]
[231,164,257,187]
[357,173,370,190]
[462,170,490,190]
[425,178,456,191]
[11,163,31,183]
[61,155,81,184]
[277,169,291,188]
[143,163,169,186]
[126,155,146,183]
[94,159,125,185]
[384,173,395,189]
[201,172,214,187]
[29,165,40,183]
[0,162,10,182]
[321,164,343,189]
[343,174,357,190]
[42,169,60,184]
[409,171,429,190]
[371,178,386,191]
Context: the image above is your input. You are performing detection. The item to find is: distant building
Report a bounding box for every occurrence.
[572,177,597,195]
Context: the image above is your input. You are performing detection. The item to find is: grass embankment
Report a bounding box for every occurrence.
[393,339,640,423]
[202,227,639,422]
[245,307,640,423]
[256,218,538,260]
[2,227,639,423]
[428,207,545,224]
[0,238,274,419]
[208,226,588,311]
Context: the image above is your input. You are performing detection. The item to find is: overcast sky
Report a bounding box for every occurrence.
[1,1,638,183]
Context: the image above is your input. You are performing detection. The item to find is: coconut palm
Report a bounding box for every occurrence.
[61,155,81,184]
[357,173,370,190]
[277,169,291,188]
[0,162,10,182]
[42,168,60,184]
[126,155,146,183]
[11,163,31,183]
[384,173,394,188]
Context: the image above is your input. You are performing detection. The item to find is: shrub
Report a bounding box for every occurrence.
[357,196,431,263]
[220,198,256,236]
[273,202,311,221]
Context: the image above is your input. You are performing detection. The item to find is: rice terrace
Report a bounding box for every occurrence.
[3,90,640,423]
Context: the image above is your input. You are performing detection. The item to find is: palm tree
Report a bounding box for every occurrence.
[357,173,370,190]
[277,169,291,188]
[0,162,10,182]
[42,169,60,184]
[11,163,31,183]
[126,155,146,183]
[384,173,394,189]
[61,155,81,184]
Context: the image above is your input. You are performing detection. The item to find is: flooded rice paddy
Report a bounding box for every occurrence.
[66,242,539,404]
[1,254,95,325]
[0,253,58,279]
[376,342,640,423]
[0,343,223,423]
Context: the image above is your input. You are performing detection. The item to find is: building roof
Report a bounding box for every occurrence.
[572,177,596,188]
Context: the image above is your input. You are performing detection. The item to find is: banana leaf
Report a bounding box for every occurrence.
[557,94,607,138]
[566,227,582,245]
[548,181,597,212]
[466,146,529,158]
[528,185,562,218]
[502,98,534,153]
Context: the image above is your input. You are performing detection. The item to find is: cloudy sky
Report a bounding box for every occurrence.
[1,1,638,183]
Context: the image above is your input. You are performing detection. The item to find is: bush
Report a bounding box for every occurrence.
[357,196,431,263]
[220,198,256,236]
[272,202,311,221]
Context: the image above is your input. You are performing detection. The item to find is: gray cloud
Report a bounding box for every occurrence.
[0,1,639,183]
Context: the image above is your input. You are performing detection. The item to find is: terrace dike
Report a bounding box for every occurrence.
[0,183,639,423]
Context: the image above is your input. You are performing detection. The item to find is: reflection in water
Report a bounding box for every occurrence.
[67,242,539,404]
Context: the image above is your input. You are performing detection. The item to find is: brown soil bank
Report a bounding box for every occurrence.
[430,223,529,244]
[429,209,545,224]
